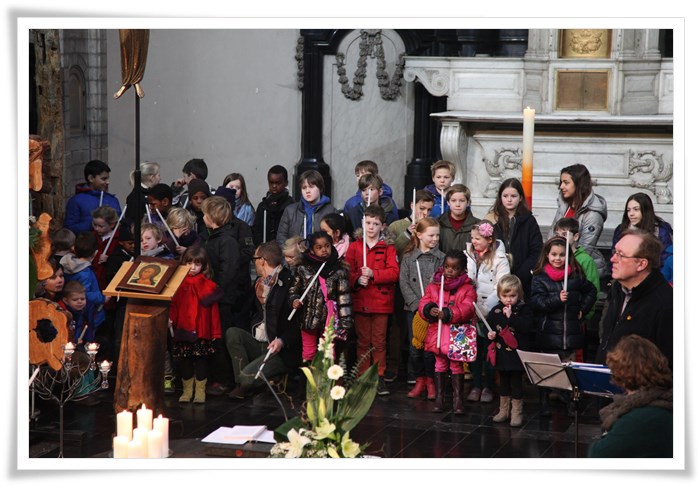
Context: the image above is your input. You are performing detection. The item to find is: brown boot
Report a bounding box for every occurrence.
[510,399,524,427]
[492,395,511,423]
[451,374,465,415]
[193,378,207,404]
[425,377,437,400]
[407,377,426,399]
[431,372,446,412]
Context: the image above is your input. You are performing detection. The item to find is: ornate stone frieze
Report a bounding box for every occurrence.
[481,147,524,197]
[295,36,304,90]
[628,150,673,203]
[335,29,405,101]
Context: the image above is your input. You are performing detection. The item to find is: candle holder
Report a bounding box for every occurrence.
[29,348,110,458]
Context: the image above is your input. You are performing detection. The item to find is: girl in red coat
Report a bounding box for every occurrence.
[345,205,399,396]
[419,250,477,415]
[170,246,222,404]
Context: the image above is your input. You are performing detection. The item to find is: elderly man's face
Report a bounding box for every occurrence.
[610,234,646,283]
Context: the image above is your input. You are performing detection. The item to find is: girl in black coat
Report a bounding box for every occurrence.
[486,275,534,427]
[530,236,597,415]
[485,178,543,298]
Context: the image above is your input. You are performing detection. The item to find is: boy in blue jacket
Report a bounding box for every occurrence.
[64,160,121,234]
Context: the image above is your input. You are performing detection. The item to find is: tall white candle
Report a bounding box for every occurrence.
[362,215,367,268]
[522,107,535,207]
[146,206,152,223]
[303,215,307,239]
[156,208,179,246]
[147,429,163,458]
[117,410,133,440]
[263,209,267,243]
[440,188,445,215]
[127,439,143,458]
[416,260,424,298]
[136,403,152,431]
[564,230,570,292]
[153,414,169,458]
[113,435,129,458]
[412,188,417,222]
[99,191,104,207]
[437,274,445,351]
[133,427,149,457]
[103,204,128,255]
[288,262,326,320]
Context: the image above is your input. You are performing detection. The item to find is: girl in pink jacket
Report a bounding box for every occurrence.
[419,250,477,415]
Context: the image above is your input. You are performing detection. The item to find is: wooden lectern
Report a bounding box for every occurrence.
[103,261,188,415]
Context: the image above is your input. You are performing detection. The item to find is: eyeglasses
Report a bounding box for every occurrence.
[252,256,264,261]
[611,249,640,261]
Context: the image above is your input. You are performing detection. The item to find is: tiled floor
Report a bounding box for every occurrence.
[28,372,604,459]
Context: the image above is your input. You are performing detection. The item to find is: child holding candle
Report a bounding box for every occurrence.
[170,246,222,404]
[276,170,336,246]
[530,236,597,416]
[344,173,399,233]
[388,189,435,258]
[464,220,510,404]
[342,160,396,215]
[345,205,399,396]
[485,275,534,427]
[64,159,121,234]
[423,160,456,218]
[146,183,174,230]
[253,165,295,246]
[289,231,353,364]
[90,205,120,290]
[221,172,256,226]
[437,184,480,254]
[164,208,201,256]
[399,217,443,399]
[418,250,477,414]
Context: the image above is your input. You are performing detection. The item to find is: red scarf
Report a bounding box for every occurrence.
[544,263,573,282]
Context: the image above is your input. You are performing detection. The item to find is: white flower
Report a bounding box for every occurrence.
[330,385,346,400]
[327,364,344,380]
[285,428,311,458]
[341,432,361,458]
[317,337,326,351]
[313,418,336,440]
[324,344,334,360]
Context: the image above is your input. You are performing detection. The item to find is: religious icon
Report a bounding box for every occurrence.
[116,256,178,294]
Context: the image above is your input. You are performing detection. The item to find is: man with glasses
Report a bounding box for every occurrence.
[225,242,301,399]
[596,229,673,367]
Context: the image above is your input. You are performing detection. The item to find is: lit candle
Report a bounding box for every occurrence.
[117,410,133,440]
[136,403,153,431]
[127,439,143,458]
[113,435,129,458]
[133,427,149,457]
[147,429,163,458]
[99,360,111,372]
[522,107,535,208]
[153,414,169,458]
[87,342,99,352]
[64,342,75,351]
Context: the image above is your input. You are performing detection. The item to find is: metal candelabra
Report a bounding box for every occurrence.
[29,342,112,458]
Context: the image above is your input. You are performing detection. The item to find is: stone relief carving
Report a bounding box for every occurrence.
[482,147,524,197]
[295,36,304,90]
[568,29,604,55]
[335,30,405,101]
[403,68,449,97]
[628,150,673,203]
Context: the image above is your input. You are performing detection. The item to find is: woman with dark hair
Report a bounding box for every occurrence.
[485,178,543,297]
[611,192,673,270]
[588,334,673,458]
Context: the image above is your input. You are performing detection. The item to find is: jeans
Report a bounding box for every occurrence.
[225,327,288,390]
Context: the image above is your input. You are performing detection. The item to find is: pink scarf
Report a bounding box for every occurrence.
[544,263,573,282]
[334,234,350,259]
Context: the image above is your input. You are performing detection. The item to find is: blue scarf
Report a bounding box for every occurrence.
[301,195,330,236]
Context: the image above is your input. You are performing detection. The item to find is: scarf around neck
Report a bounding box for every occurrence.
[544,263,573,282]
[599,387,673,432]
[302,245,340,279]
[432,268,470,291]
[256,265,282,306]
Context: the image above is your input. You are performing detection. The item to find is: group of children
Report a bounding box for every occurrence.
[34,155,665,425]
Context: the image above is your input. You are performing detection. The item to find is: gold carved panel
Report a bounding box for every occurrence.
[556,70,609,111]
[559,29,612,58]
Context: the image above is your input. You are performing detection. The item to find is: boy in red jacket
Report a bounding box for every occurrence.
[345,205,399,396]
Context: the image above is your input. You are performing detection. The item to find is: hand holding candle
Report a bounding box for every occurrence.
[288,262,326,320]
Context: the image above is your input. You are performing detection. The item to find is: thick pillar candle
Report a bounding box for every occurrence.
[136,403,153,430]
[113,435,129,458]
[116,410,133,440]
[147,429,163,458]
[133,427,149,457]
[522,107,535,208]
[127,439,143,458]
[153,414,169,457]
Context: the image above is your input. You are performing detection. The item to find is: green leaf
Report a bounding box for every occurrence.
[335,363,379,434]
[273,416,305,443]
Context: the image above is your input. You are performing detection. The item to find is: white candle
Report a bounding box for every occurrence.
[64,342,75,351]
[155,208,179,246]
[367,187,372,206]
[136,403,153,431]
[117,410,133,440]
[113,435,129,458]
[437,274,445,351]
[99,360,111,372]
[362,215,367,268]
[416,260,424,298]
[146,207,152,223]
[103,204,127,255]
[133,427,149,457]
[86,342,99,352]
[288,262,326,320]
[303,215,307,239]
[440,188,445,215]
[263,209,267,243]
[522,107,535,206]
[412,188,417,222]
[564,230,570,292]
[99,191,104,207]
[147,429,163,458]
[127,439,143,458]
[153,414,169,458]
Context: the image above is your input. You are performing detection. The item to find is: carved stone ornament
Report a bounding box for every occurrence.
[295,36,304,90]
[628,150,673,204]
[482,148,524,197]
[404,68,449,97]
[335,30,406,101]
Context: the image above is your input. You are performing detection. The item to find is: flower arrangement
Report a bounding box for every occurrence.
[270,321,378,458]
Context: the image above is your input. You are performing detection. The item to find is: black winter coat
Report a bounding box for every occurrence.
[492,212,543,298]
[251,267,302,370]
[486,301,535,371]
[595,270,673,367]
[530,271,597,352]
[204,224,241,305]
[253,191,295,246]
